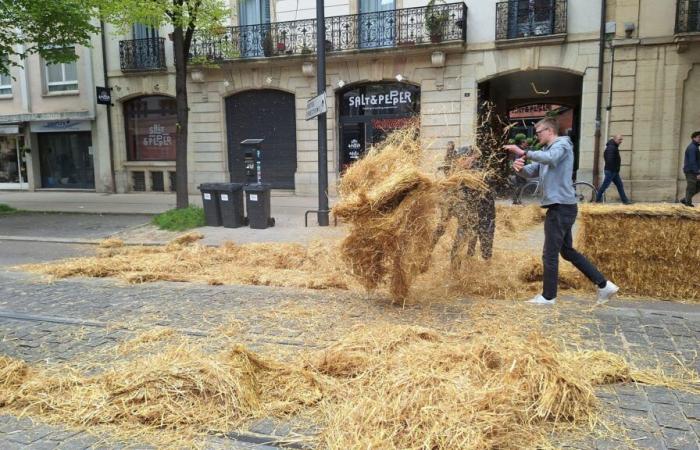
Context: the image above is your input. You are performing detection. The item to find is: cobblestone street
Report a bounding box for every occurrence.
[0,268,698,449]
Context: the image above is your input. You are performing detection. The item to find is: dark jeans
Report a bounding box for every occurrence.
[465,195,495,260]
[542,204,605,299]
[685,173,699,205]
[596,170,629,203]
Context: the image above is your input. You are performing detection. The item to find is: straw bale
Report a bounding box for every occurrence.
[577,204,700,300]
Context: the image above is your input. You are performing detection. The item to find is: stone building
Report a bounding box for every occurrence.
[3,0,699,202]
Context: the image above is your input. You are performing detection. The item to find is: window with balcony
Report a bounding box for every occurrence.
[239,0,271,57]
[119,24,166,71]
[676,0,700,33]
[45,48,78,93]
[495,0,567,41]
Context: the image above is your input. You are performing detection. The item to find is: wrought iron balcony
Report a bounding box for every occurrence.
[676,0,700,33]
[189,2,467,62]
[119,38,167,72]
[495,0,567,41]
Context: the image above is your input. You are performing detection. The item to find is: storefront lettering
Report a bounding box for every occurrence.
[348,90,412,108]
[142,124,173,147]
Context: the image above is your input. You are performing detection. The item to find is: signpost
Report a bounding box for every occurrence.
[305,92,327,121]
[315,0,329,226]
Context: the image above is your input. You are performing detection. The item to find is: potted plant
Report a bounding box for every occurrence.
[425,0,448,43]
[262,32,274,57]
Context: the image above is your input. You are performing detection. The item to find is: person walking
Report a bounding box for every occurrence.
[503,117,619,306]
[680,131,700,207]
[596,135,631,204]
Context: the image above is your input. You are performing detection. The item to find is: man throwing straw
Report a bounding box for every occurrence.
[503,118,619,306]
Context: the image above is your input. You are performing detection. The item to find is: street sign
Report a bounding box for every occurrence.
[96,86,112,105]
[305,92,327,121]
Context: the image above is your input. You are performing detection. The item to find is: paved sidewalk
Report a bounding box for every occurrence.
[0,191,344,245]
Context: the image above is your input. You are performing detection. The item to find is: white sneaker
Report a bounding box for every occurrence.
[597,281,619,305]
[526,294,556,305]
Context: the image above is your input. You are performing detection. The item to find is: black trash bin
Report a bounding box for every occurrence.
[198,183,222,226]
[244,183,275,229]
[218,183,246,228]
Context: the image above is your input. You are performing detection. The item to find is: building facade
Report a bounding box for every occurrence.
[3,0,699,202]
[0,35,111,192]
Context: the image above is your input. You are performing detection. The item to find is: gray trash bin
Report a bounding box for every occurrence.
[218,183,246,228]
[244,183,275,229]
[198,183,222,226]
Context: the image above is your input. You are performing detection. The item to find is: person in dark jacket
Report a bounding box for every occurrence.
[681,131,700,207]
[595,135,631,204]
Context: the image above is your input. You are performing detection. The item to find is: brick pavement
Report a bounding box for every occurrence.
[0,270,699,449]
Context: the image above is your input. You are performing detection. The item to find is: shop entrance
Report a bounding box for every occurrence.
[38,132,94,189]
[477,70,583,177]
[337,82,420,171]
[0,129,28,189]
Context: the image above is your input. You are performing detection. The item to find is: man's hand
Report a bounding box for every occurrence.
[503,144,526,158]
[513,157,525,172]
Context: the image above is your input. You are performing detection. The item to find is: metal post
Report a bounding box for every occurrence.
[316,0,329,226]
[592,0,606,188]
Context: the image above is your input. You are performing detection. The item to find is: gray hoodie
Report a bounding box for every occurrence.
[518,136,576,206]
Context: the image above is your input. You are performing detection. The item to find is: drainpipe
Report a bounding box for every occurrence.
[100,20,117,193]
[592,0,607,188]
[603,43,615,150]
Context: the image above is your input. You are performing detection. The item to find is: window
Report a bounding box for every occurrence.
[45,47,78,92]
[0,56,11,96]
[124,96,177,161]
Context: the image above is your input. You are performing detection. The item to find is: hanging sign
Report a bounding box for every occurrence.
[96,87,112,105]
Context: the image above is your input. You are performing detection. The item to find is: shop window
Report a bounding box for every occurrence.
[0,56,11,96]
[44,48,79,92]
[124,95,177,161]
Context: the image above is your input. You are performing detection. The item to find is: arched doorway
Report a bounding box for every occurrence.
[478,69,583,177]
[226,90,297,189]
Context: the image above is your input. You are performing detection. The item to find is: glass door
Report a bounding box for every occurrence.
[339,122,366,172]
[0,135,27,189]
[239,0,271,57]
[38,132,94,189]
[359,0,396,48]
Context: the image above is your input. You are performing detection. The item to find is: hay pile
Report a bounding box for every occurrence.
[1,324,696,448]
[22,237,351,291]
[577,204,700,300]
[333,128,489,301]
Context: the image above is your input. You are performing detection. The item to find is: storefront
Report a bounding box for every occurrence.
[337,82,420,171]
[0,125,28,190]
[31,120,95,189]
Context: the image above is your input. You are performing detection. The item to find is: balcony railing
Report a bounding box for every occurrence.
[189,2,467,62]
[119,37,167,72]
[676,0,700,33]
[495,0,567,41]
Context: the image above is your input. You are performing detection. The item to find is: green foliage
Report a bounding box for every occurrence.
[100,0,227,37]
[426,0,449,37]
[152,206,205,231]
[0,0,99,76]
[0,204,18,214]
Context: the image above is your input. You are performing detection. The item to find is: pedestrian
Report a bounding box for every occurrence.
[595,135,631,204]
[503,117,619,306]
[680,131,700,207]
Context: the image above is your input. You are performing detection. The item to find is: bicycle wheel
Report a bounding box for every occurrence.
[517,181,541,204]
[573,181,597,203]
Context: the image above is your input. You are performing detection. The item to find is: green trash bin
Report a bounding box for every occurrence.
[198,183,222,226]
[244,183,275,229]
[218,183,246,228]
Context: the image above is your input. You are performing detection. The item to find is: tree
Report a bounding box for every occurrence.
[102,0,227,208]
[0,0,98,76]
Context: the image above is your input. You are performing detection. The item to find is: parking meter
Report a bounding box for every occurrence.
[240,139,264,184]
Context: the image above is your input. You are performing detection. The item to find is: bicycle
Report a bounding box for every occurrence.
[515,179,599,204]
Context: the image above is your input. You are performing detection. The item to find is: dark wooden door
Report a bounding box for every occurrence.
[226,90,297,189]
